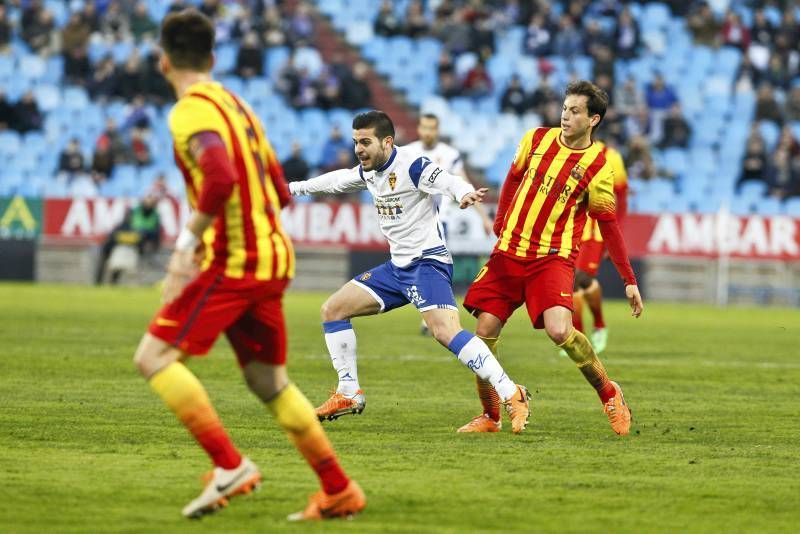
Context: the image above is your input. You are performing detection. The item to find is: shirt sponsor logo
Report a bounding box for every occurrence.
[427,167,443,184]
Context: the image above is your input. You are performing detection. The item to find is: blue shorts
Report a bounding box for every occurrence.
[351,259,457,313]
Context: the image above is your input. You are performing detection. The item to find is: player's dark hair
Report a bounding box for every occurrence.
[420,113,439,125]
[352,110,395,140]
[565,80,609,126]
[160,9,215,71]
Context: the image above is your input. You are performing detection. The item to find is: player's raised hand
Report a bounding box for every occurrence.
[460,188,488,209]
[625,284,643,318]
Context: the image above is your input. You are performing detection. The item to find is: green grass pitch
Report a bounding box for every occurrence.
[0,283,798,532]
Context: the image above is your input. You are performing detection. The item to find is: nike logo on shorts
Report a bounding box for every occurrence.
[155,317,180,327]
[560,292,571,297]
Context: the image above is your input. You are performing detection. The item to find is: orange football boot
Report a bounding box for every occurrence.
[315,390,366,421]
[287,480,366,521]
[457,414,502,433]
[502,385,531,434]
[603,381,631,435]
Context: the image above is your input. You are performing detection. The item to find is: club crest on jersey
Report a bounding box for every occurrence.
[388,172,397,190]
[570,164,585,180]
[360,272,372,281]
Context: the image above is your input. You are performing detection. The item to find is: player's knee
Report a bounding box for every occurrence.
[575,270,593,291]
[320,298,344,322]
[545,322,572,345]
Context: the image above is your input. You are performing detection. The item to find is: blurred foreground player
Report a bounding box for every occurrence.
[461,81,643,435]
[132,10,364,521]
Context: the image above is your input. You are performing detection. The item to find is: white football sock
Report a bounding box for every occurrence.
[322,320,360,396]
[449,331,517,400]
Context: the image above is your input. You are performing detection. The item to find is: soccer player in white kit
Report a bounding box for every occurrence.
[289,111,531,434]
[406,113,493,335]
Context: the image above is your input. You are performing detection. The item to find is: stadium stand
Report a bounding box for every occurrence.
[0,0,798,215]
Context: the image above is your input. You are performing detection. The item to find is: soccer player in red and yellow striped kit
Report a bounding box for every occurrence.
[132,10,364,521]
[461,81,643,435]
[572,140,629,353]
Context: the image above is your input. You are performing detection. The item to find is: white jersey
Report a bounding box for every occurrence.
[405,140,466,222]
[289,145,474,267]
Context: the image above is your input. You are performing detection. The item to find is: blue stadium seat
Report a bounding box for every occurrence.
[755,196,782,216]
[759,121,781,151]
[63,86,90,110]
[213,43,238,75]
[643,2,672,30]
[783,197,800,216]
[739,180,768,199]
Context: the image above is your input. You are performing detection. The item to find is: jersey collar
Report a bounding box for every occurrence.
[375,146,398,173]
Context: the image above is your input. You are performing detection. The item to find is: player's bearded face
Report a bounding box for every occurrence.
[353,128,392,171]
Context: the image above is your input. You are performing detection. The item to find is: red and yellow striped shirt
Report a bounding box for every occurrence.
[581,142,628,243]
[495,127,617,261]
[169,81,294,280]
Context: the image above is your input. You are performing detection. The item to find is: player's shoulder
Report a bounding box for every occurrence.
[169,92,219,131]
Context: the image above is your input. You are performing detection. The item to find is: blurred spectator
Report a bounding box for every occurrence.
[64,46,92,86]
[261,6,288,46]
[147,173,170,200]
[23,8,57,55]
[57,137,87,180]
[141,50,174,104]
[436,49,455,77]
[529,75,560,116]
[750,8,774,49]
[523,13,553,56]
[95,194,162,285]
[0,4,11,52]
[93,118,128,177]
[89,55,119,101]
[659,104,692,149]
[462,58,493,98]
[319,126,351,171]
[168,0,190,14]
[765,55,792,90]
[553,14,583,58]
[80,1,101,34]
[0,91,13,130]
[100,1,131,43]
[614,76,644,117]
[754,83,783,125]
[375,0,402,37]
[436,9,472,56]
[130,128,151,167]
[627,134,658,181]
[130,1,158,42]
[340,61,372,109]
[122,95,152,131]
[645,73,678,144]
[286,1,314,46]
[500,75,528,115]
[739,129,768,184]
[734,54,761,93]
[468,9,496,57]
[720,10,750,51]
[591,45,615,81]
[786,86,800,121]
[687,2,720,47]
[282,142,311,182]
[235,32,264,79]
[12,91,43,133]
[61,12,91,54]
[613,7,639,59]
[437,70,462,99]
[115,52,146,101]
[765,127,800,199]
[405,0,430,38]
[200,0,221,20]
[583,20,610,54]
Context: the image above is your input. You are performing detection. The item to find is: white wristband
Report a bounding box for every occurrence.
[175,227,199,252]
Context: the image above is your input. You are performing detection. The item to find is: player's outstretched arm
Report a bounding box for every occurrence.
[597,217,643,318]
[288,166,366,196]
[459,188,488,208]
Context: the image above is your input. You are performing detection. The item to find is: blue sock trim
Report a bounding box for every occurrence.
[323,320,352,334]
[448,330,474,356]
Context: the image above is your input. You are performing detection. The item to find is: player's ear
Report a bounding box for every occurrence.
[158,53,170,76]
[383,135,394,150]
[590,114,601,128]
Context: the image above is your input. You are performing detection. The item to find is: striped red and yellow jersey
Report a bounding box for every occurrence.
[580,142,628,243]
[169,81,294,280]
[495,127,617,262]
